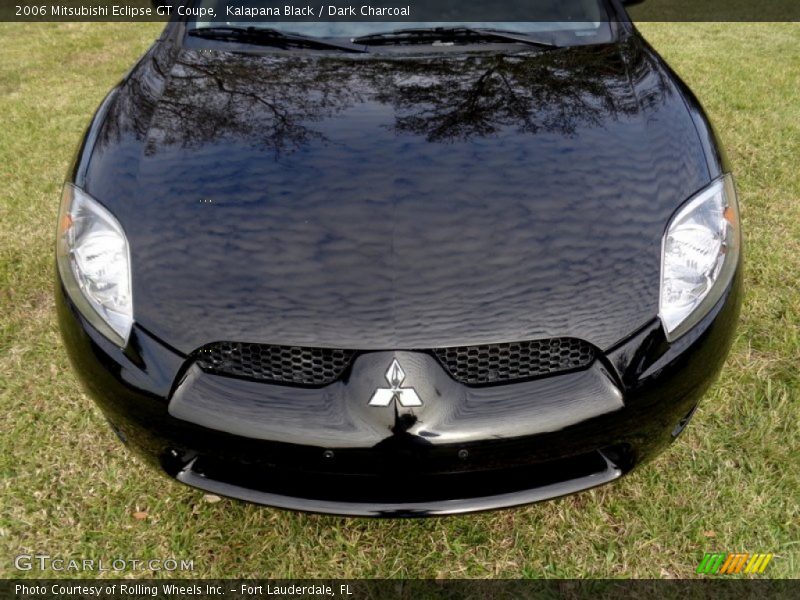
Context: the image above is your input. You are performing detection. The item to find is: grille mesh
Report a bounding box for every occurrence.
[432,338,595,385]
[194,342,355,386]
[193,338,595,386]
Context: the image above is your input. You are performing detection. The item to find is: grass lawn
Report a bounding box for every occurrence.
[1,22,798,579]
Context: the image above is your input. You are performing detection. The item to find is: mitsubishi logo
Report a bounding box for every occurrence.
[369,359,422,407]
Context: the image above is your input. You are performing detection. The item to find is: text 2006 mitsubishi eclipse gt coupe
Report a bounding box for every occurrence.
[56,0,742,516]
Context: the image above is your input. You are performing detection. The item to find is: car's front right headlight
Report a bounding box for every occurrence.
[57,184,133,347]
[659,174,741,341]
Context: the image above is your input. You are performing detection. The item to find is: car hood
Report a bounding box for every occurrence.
[84,38,710,354]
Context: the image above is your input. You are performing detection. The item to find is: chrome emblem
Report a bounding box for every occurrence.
[369,359,422,407]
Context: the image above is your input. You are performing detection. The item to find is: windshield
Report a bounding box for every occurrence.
[189,1,614,46]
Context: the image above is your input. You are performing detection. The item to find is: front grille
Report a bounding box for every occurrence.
[194,342,355,386]
[433,338,595,385]
[193,338,595,387]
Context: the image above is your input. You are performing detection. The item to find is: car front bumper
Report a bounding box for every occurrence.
[57,268,741,517]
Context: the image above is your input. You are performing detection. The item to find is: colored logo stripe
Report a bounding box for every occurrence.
[744,553,773,573]
[720,553,748,574]
[697,553,773,574]
[697,553,726,574]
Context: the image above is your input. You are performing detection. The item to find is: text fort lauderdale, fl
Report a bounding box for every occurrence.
[17,583,353,597]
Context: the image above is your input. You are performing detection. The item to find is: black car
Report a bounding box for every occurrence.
[56,0,742,516]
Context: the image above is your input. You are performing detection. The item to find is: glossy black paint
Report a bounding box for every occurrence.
[59,5,742,515]
[57,267,741,515]
[79,20,713,354]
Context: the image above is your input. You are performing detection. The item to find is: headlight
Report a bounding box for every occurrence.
[659,174,740,341]
[57,184,133,346]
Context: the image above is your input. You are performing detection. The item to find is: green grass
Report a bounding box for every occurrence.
[1,22,798,579]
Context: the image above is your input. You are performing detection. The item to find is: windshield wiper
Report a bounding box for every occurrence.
[189,26,368,53]
[352,27,558,49]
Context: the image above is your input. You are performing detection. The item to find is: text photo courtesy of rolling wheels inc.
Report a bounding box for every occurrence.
[0,0,798,595]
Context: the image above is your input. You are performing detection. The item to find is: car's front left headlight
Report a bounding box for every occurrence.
[659,174,740,341]
[57,183,133,347]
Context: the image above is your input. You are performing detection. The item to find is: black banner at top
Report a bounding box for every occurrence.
[2,0,800,22]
